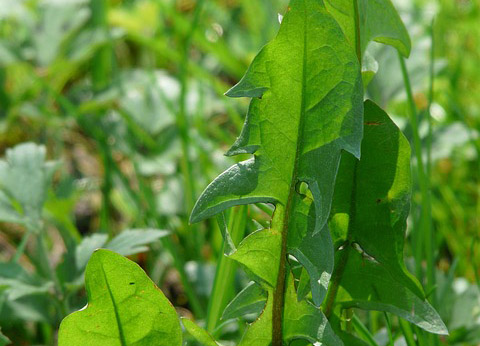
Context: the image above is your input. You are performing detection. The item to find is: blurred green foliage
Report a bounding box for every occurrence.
[0,0,478,345]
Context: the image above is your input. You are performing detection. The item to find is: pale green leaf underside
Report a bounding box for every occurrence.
[325,0,411,57]
[0,143,57,223]
[191,0,363,238]
[58,249,182,346]
[329,100,447,335]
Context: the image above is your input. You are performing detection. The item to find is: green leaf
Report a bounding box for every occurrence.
[58,249,182,346]
[283,272,343,345]
[0,143,58,224]
[222,281,267,321]
[105,229,170,256]
[328,100,448,335]
[0,262,52,301]
[229,229,281,289]
[190,0,363,228]
[325,0,411,57]
[74,229,169,272]
[181,318,221,346]
[287,193,334,306]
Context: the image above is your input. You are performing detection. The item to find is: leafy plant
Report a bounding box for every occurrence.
[56,0,450,345]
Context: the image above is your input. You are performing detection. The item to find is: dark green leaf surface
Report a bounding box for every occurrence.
[325,0,411,57]
[58,249,182,346]
[329,100,447,335]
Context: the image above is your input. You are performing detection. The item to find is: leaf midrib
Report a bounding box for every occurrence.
[101,262,127,346]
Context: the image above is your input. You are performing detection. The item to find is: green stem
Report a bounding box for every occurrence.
[399,319,418,346]
[206,206,247,334]
[426,19,435,179]
[12,230,33,263]
[352,315,380,346]
[398,53,436,304]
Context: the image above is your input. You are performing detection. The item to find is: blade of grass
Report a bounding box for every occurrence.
[398,52,436,305]
[352,315,380,346]
[399,318,417,346]
[177,0,206,260]
[206,205,247,335]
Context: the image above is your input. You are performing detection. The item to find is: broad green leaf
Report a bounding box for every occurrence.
[0,143,58,225]
[325,0,411,57]
[190,0,363,230]
[222,281,267,321]
[181,318,221,346]
[229,229,281,289]
[191,0,362,343]
[58,249,182,346]
[329,100,448,335]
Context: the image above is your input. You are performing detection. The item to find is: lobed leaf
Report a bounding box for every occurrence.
[325,0,411,57]
[58,249,182,346]
[191,0,363,232]
[191,0,363,343]
[328,100,448,335]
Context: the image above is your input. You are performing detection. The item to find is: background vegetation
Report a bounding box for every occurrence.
[0,0,478,345]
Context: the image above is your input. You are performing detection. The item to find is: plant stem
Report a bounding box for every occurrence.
[352,315,380,346]
[398,53,436,303]
[206,206,247,334]
[399,318,418,346]
[12,230,33,263]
